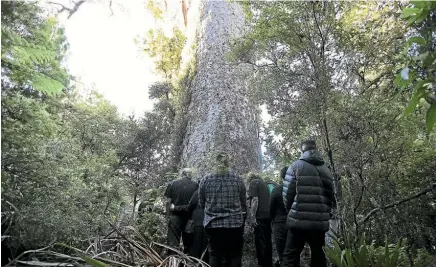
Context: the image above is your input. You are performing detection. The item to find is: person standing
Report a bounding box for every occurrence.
[171,189,209,263]
[165,168,198,253]
[269,167,288,267]
[282,140,334,267]
[199,152,247,267]
[248,173,273,267]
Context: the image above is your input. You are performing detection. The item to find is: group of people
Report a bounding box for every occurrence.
[164,140,334,267]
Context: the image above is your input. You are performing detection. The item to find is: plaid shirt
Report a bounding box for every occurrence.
[199,171,247,228]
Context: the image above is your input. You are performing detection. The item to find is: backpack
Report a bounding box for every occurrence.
[266,180,278,194]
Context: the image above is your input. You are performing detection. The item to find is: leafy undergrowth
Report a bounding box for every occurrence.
[4,222,209,267]
[325,233,436,267]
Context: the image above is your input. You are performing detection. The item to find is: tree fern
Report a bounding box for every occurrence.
[1,1,68,94]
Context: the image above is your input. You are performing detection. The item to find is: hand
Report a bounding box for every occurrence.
[170,204,175,211]
[251,216,258,227]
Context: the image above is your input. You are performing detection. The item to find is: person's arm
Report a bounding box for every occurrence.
[240,180,247,221]
[198,178,205,210]
[248,180,258,226]
[283,165,297,212]
[269,187,278,220]
[251,197,259,227]
[165,199,172,218]
[164,182,172,219]
[171,203,188,212]
[173,190,198,212]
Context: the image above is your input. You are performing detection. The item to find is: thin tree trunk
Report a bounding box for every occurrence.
[132,184,138,219]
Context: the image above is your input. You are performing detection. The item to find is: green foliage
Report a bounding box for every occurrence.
[144,40,198,171]
[141,25,190,172]
[1,90,129,248]
[1,82,173,252]
[144,27,186,79]
[149,82,173,99]
[236,1,436,264]
[396,1,436,132]
[81,255,110,267]
[146,0,163,20]
[1,1,69,94]
[325,234,404,267]
[137,212,166,244]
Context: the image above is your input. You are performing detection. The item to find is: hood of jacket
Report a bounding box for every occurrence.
[300,149,325,166]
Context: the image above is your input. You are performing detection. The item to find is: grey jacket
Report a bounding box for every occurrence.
[282,150,334,232]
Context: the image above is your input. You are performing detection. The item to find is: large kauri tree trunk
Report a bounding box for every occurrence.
[181,0,261,177]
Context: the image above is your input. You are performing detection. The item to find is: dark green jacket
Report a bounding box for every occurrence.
[282,150,334,232]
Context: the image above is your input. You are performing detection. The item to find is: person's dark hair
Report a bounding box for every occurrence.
[301,140,316,152]
[280,166,288,180]
[216,152,230,167]
[247,172,261,181]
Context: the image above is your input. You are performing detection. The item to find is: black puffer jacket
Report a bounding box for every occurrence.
[282,150,334,232]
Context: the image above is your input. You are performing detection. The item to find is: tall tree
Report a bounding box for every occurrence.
[180,0,261,177]
[143,0,262,176]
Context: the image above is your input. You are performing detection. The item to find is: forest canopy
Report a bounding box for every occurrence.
[1,0,435,266]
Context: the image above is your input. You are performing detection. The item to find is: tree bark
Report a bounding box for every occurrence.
[181,0,261,177]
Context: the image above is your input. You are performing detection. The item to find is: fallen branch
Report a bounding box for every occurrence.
[107,220,163,265]
[359,182,436,224]
[4,222,206,267]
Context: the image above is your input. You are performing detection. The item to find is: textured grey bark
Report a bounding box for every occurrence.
[181,0,261,178]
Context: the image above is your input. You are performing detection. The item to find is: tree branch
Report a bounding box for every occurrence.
[49,0,86,19]
[359,182,436,224]
[48,2,70,13]
[353,170,365,238]
[181,0,188,27]
[108,0,114,16]
[67,1,86,19]
[311,2,325,58]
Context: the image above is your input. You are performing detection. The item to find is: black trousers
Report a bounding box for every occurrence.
[188,226,209,263]
[167,214,192,254]
[282,229,327,267]
[206,227,244,267]
[254,219,273,267]
[272,222,287,266]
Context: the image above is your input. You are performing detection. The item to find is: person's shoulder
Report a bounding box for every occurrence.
[226,172,244,183]
[200,173,215,183]
[230,172,244,181]
[272,184,283,193]
[167,179,176,187]
[184,179,197,188]
[185,178,197,184]
[171,178,182,185]
[203,173,215,179]
[319,165,333,178]
[250,177,266,185]
[291,159,306,169]
[291,158,304,165]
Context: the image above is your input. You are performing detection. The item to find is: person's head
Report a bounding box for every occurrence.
[300,140,317,153]
[216,152,230,167]
[247,172,261,182]
[279,166,288,180]
[215,152,230,174]
[180,168,193,179]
